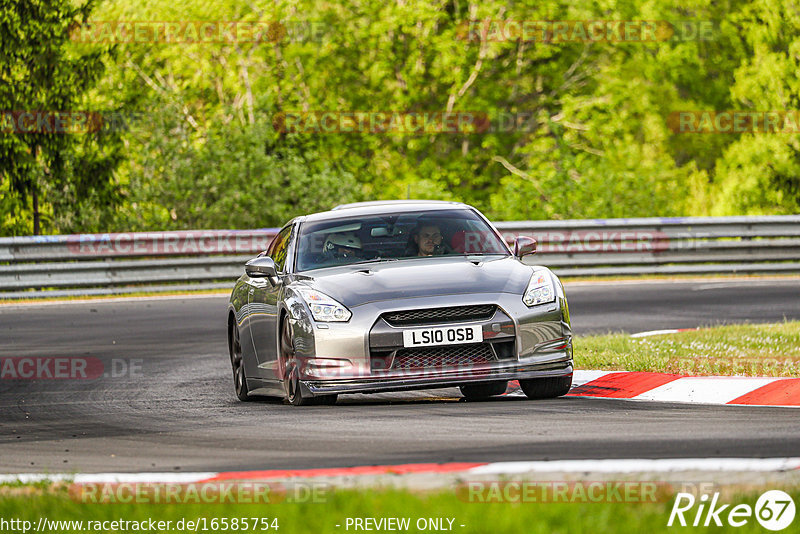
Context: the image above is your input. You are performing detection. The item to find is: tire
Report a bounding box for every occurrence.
[280,316,337,406]
[519,375,572,400]
[460,381,508,400]
[229,320,252,402]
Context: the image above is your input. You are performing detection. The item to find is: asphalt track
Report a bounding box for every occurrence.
[1,278,799,474]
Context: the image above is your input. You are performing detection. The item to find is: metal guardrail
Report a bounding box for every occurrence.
[0,230,276,297]
[495,215,800,276]
[1,216,799,298]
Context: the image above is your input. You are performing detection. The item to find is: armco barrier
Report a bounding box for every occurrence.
[0,230,277,297]
[495,215,800,276]
[1,216,799,297]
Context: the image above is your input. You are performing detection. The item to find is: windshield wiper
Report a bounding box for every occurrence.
[350,257,400,265]
[457,252,508,256]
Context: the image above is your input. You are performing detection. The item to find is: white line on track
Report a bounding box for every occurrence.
[0,293,227,308]
[635,377,779,404]
[629,329,681,338]
[0,472,218,484]
[563,276,800,288]
[468,458,800,475]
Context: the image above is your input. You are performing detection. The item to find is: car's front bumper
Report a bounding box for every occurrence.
[301,354,572,395]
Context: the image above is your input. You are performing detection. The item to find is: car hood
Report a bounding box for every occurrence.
[294,256,535,307]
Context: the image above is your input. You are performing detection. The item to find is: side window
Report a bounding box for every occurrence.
[269,226,293,273]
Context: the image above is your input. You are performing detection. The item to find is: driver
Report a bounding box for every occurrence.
[322,232,363,261]
[408,223,449,256]
[415,224,444,256]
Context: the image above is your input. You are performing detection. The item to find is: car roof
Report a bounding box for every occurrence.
[300,200,471,223]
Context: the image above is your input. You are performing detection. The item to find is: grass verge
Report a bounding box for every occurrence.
[0,484,797,533]
[562,273,800,283]
[576,321,800,377]
[0,288,230,305]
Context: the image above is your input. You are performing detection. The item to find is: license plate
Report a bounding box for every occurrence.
[402,325,483,348]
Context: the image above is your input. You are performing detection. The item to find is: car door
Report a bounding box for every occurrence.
[248,225,293,381]
[231,277,261,384]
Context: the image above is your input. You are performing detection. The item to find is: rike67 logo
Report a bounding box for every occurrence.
[668,490,795,530]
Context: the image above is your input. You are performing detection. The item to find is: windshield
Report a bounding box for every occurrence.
[295,209,509,272]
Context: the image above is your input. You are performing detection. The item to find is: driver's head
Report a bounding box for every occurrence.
[323,232,363,259]
[414,224,443,256]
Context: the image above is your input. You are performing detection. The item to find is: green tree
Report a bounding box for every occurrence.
[113,105,361,230]
[0,0,120,235]
[707,0,800,214]
[20,0,795,235]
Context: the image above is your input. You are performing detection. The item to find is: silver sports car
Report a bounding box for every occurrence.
[227,200,573,405]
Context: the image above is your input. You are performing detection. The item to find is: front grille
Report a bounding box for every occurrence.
[391,343,494,369]
[382,305,496,326]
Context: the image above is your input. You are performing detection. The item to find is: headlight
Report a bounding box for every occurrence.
[523,270,556,307]
[295,287,352,322]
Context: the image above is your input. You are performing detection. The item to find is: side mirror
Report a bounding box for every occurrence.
[245,256,278,279]
[514,236,537,258]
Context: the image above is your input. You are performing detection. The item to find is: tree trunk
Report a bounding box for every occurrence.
[33,188,40,236]
[33,144,40,235]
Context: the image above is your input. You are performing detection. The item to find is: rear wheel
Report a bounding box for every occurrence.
[229,320,251,402]
[459,381,508,401]
[519,376,572,400]
[280,316,338,406]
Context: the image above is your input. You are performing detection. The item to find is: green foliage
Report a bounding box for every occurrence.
[0,0,122,235]
[708,0,800,214]
[711,136,800,215]
[2,0,799,235]
[115,110,361,230]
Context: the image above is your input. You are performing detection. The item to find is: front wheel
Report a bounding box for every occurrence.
[229,321,251,402]
[519,376,572,400]
[280,317,338,406]
[460,381,508,401]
